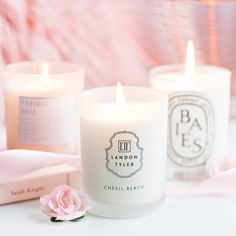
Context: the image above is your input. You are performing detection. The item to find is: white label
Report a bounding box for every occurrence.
[168,92,215,167]
[105,131,144,178]
[19,96,76,146]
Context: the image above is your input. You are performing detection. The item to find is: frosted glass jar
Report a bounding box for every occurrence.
[150,65,231,180]
[4,61,85,154]
[80,86,168,218]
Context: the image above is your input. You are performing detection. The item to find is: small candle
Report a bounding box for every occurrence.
[4,61,85,154]
[80,84,168,218]
[149,41,231,180]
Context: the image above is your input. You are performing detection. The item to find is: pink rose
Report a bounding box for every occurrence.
[40,185,91,221]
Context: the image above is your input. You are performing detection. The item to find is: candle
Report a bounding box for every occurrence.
[4,61,85,154]
[80,84,168,218]
[149,41,231,180]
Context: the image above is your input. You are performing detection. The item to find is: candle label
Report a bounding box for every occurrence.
[105,131,144,178]
[168,92,215,167]
[19,96,76,146]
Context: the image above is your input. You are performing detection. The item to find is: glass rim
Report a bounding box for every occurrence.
[80,86,168,106]
[149,64,231,79]
[5,61,85,78]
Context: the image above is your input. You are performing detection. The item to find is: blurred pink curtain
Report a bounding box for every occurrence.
[0,0,152,126]
[0,0,149,88]
[0,0,236,116]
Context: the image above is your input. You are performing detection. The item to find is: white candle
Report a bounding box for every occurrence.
[80,85,168,218]
[4,61,85,154]
[149,41,231,180]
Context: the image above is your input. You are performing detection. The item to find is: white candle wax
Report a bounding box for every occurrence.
[150,64,231,180]
[4,61,84,154]
[80,86,168,218]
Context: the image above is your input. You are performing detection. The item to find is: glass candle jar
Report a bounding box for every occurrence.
[4,61,85,154]
[80,85,168,218]
[150,64,231,181]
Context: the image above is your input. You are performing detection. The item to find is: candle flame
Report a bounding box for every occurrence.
[41,63,49,89]
[116,82,125,104]
[185,40,196,80]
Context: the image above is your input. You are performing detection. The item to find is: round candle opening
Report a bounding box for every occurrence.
[80,86,167,105]
[5,61,85,78]
[4,61,85,93]
[149,64,231,87]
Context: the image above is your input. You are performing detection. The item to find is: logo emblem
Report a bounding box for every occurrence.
[105,131,144,178]
[168,92,215,167]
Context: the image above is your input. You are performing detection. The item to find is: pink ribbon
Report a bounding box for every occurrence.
[0,150,80,184]
[167,169,236,197]
[1,150,236,198]
[167,157,236,197]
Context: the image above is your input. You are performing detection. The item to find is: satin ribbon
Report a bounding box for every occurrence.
[1,149,236,198]
[167,157,236,197]
[167,169,236,197]
[0,150,80,184]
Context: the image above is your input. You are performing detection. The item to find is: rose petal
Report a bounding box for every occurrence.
[59,190,70,208]
[40,195,50,206]
[41,206,59,218]
[61,204,76,215]
[50,185,70,196]
[49,197,62,214]
[77,191,92,211]
[50,185,69,203]
[56,210,87,221]
[71,190,82,209]
[60,189,79,214]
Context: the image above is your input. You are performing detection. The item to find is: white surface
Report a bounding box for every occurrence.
[1,122,236,236]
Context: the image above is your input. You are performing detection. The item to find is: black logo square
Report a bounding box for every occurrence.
[118,140,131,153]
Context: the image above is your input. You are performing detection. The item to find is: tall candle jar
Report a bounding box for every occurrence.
[80,86,168,218]
[149,64,231,180]
[4,61,85,154]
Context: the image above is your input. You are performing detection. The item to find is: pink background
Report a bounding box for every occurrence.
[0,0,235,123]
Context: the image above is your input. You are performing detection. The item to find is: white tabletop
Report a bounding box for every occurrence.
[1,122,236,236]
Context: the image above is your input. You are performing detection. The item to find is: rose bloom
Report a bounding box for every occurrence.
[40,185,91,221]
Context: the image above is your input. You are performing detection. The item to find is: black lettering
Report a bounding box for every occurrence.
[192,138,202,153]
[182,133,191,147]
[176,123,180,136]
[189,119,202,131]
[181,109,191,123]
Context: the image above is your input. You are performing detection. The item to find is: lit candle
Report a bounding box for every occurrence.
[150,41,231,180]
[4,61,85,154]
[80,84,168,218]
